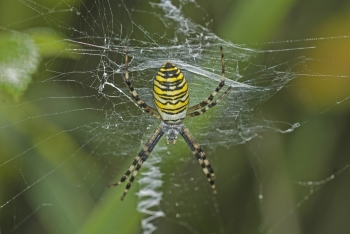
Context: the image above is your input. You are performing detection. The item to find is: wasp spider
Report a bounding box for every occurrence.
[109,45,232,200]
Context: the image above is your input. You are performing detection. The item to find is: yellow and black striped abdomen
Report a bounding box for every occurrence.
[153,62,189,123]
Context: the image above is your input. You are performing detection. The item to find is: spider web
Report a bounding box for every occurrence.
[1,0,350,233]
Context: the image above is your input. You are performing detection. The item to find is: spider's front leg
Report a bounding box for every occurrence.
[180,125,217,194]
[186,46,230,115]
[186,46,232,118]
[186,86,232,118]
[108,123,164,200]
[122,45,161,119]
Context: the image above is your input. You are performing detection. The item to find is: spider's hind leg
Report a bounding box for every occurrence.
[180,126,217,194]
[108,124,164,200]
[108,156,141,188]
[120,159,144,200]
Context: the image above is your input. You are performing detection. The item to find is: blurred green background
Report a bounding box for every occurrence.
[1,0,350,234]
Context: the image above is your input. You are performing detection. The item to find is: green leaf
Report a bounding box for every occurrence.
[26,27,81,59]
[0,32,40,100]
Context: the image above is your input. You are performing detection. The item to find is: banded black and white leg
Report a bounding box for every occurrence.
[186,46,231,117]
[180,125,217,194]
[108,124,164,200]
[186,86,232,118]
[122,45,161,119]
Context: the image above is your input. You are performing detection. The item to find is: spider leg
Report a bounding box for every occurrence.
[186,86,231,118]
[108,155,141,187]
[120,159,144,200]
[187,46,227,113]
[122,44,161,119]
[108,123,164,200]
[180,125,217,194]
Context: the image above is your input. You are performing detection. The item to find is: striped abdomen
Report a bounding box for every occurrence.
[153,62,189,123]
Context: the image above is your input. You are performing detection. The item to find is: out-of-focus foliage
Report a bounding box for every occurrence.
[0,28,79,99]
[0,33,40,99]
[27,28,81,59]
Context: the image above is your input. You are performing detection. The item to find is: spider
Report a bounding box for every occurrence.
[109,45,232,200]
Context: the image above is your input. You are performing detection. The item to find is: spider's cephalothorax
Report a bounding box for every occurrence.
[161,121,183,144]
[109,45,232,200]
